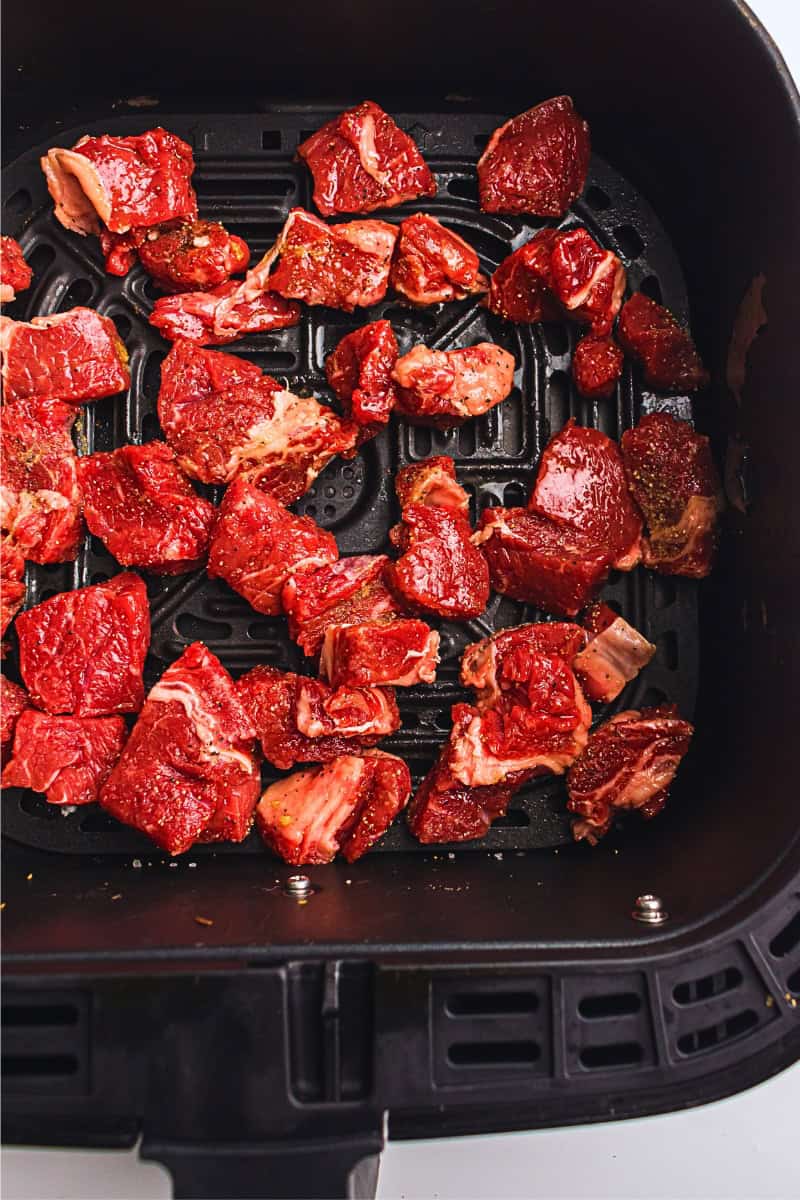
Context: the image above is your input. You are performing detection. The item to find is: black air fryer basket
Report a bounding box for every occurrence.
[2,2,799,1197]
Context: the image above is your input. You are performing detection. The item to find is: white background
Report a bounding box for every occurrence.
[3,1,799,1197]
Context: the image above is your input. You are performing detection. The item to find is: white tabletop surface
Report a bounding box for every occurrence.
[3,2,799,1198]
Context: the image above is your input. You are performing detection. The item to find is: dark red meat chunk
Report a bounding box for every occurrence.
[1,676,30,758]
[150,280,301,345]
[407,752,518,844]
[325,320,399,439]
[486,230,561,323]
[572,334,624,399]
[100,642,260,852]
[475,507,611,617]
[208,479,338,615]
[42,127,197,236]
[621,412,722,577]
[388,503,489,619]
[394,455,470,518]
[282,555,402,656]
[568,704,693,842]
[572,602,656,704]
[320,619,440,688]
[0,539,25,639]
[0,307,130,405]
[77,441,216,574]
[134,219,250,291]
[298,100,435,216]
[478,96,590,217]
[461,621,587,708]
[16,572,150,717]
[1,236,32,303]
[392,343,515,428]
[99,229,139,276]
[618,292,709,391]
[0,397,82,564]
[2,709,127,806]
[256,750,411,864]
[389,214,487,305]
[529,418,643,570]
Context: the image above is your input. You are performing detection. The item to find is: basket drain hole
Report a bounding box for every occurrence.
[677,1008,759,1056]
[770,909,800,958]
[673,966,743,1006]
[578,992,642,1020]
[448,1040,540,1067]
[579,1041,644,1069]
[447,991,539,1017]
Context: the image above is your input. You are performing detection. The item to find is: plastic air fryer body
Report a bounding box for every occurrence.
[1,2,799,1197]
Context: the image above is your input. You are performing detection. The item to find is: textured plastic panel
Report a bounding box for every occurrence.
[1,112,698,856]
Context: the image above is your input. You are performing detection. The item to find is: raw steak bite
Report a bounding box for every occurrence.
[621,412,722,577]
[572,334,624,399]
[0,397,82,564]
[0,308,130,405]
[1,676,30,758]
[390,214,487,305]
[16,572,150,717]
[478,95,590,217]
[485,231,562,323]
[572,602,655,704]
[100,642,260,853]
[150,280,301,345]
[133,218,250,290]
[41,127,197,236]
[295,678,399,740]
[407,752,519,844]
[618,292,709,391]
[325,320,399,438]
[388,503,489,619]
[567,705,693,842]
[77,441,216,574]
[2,709,127,806]
[0,540,25,639]
[282,555,403,656]
[208,480,338,615]
[256,750,411,864]
[475,508,611,617]
[461,621,587,708]
[392,343,516,428]
[529,418,643,570]
[394,456,470,518]
[1,237,32,303]
[320,619,440,688]
[298,100,436,216]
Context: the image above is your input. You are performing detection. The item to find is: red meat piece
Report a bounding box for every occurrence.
[0,237,32,303]
[135,219,250,291]
[320,619,440,688]
[390,214,487,305]
[2,709,127,805]
[392,343,516,428]
[282,555,402,656]
[573,334,624,399]
[41,127,197,236]
[475,507,611,616]
[99,229,139,276]
[297,100,435,216]
[394,456,470,518]
[407,751,519,844]
[0,539,25,639]
[461,621,587,708]
[237,665,395,771]
[16,572,150,717]
[325,320,399,439]
[100,642,260,852]
[77,441,216,574]
[567,704,693,842]
[1,676,29,758]
[618,293,709,391]
[388,504,489,619]
[256,750,411,864]
[0,398,82,564]
[621,412,722,577]
[0,308,130,405]
[529,418,643,570]
[159,343,357,497]
[486,231,561,323]
[572,602,656,704]
[150,280,301,345]
[208,480,338,615]
[478,96,590,217]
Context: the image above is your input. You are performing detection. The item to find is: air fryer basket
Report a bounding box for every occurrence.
[2,1,799,1197]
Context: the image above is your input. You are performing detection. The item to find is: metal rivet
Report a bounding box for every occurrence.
[632,893,669,924]
[284,874,313,899]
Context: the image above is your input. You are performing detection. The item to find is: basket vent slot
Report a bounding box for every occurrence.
[769,909,800,958]
[1,991,90,1094]
[446,992,538,1017]
[261,131,281,150]
[580,1041,644,1069]
[448,1040,540,1067]
[614,224,645,260]
[673,966,743,1006]
[787,967,800,996]
[433,976,551,1085]
[677,1008,759,1056]
[579,992,642,1019]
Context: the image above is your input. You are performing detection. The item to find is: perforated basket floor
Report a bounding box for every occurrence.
[1,111,699,857]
